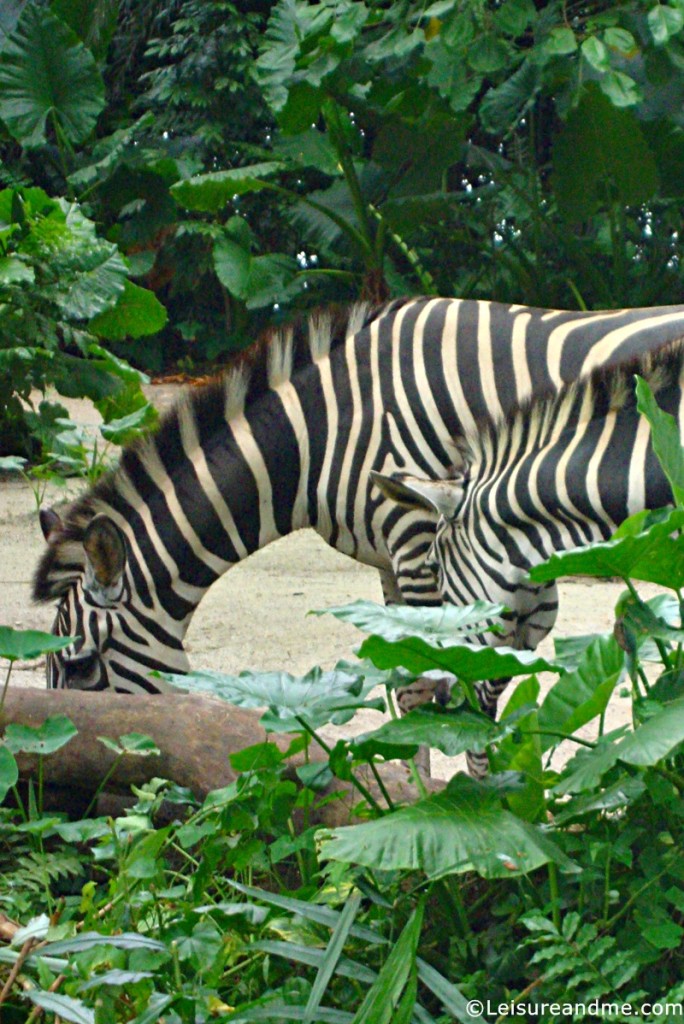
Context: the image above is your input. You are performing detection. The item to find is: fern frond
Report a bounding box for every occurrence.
[520,912,641,1004]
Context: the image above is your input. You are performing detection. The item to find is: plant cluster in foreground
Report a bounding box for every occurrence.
[0,383,684,1021]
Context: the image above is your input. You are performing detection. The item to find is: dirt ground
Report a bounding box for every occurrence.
[1,386,663,779]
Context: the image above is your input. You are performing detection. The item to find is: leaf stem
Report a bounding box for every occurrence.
[547,862,561,930]
[0,659,14,715]
[294,715,384,813]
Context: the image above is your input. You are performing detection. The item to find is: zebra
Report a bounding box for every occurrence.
[32,298,684,710]
[371,339,684,710]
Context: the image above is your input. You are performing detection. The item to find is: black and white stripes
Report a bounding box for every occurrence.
[376,340,684,662]
[32,298,684,694]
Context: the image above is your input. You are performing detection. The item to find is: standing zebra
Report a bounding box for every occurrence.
[33,298,684,698]
[372,339,684,672]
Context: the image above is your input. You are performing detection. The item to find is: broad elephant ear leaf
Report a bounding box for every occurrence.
[51,0,119,60]
[0,5,105,148]
[320,774,578,880]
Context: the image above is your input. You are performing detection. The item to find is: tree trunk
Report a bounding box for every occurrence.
[2,690,440,826]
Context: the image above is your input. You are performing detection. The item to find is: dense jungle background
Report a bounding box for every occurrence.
[5,0,684,458]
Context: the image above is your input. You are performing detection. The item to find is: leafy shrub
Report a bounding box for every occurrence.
[0,185,164,457]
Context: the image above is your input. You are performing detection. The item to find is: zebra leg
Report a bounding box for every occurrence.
[466,583,559,778]
[466,676,512,779]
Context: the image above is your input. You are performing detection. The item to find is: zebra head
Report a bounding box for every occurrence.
[371,470,559,651]
[35,508,190,692]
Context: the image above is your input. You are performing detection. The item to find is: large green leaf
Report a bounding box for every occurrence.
[529,507,684,587]
[537,636,624,751]
[55,241,128,320]
[635,375,684,506]
[273,128,342,176]
[348,704,519,760]
[616,696,684,766]
[551,85,657,221]
[553,727,628,795]
[0,5,104,147]
[214,240,302,311]
[51,0,119,59]
[555,698,684,793]
[256,0,314,113]
[51,353,128,403]
[320,774,577,879]
[319,599,504,645]
[554,776,646,824]
[171,163,284,214]
[4,715,78,755]
[357,634,557,683]
[245,253,301,310]
[99,403,158,446]
[86,343,148,385]
[0,626,74,662]
[213,234,251,298]
[480,58,540,134]
[163,664,385,732]
[89,280,167,341]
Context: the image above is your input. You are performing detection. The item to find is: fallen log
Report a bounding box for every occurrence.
[2,690,442,826]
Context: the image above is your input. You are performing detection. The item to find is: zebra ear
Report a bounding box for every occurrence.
[370,471,466,521]
[83,515,126,599]
[39,507,64,543]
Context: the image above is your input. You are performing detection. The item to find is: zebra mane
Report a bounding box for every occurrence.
[458,337,684,470]
[32,299,403,602]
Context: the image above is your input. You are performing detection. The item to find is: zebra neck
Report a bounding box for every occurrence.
[107,385,314,634]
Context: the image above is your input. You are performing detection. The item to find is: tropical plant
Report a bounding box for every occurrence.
[0,184,163,457]
[168,0,684,315]
[6,0,684,397]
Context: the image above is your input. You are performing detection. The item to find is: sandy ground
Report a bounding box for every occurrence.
[0,387,664,779]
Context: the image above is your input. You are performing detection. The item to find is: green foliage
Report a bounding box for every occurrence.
[521,911,641,1003]
[0,4,105,149]
[3,542,684,1019]
[6,0,684,413]
[0,182,160,458]
[320,774,576,880]
[164,661,385,733]
[0,626,74,663]
[5,5,684,1020]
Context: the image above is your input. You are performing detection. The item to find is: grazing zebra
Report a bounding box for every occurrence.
[372,340,684,685]
[33,298,684,701]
